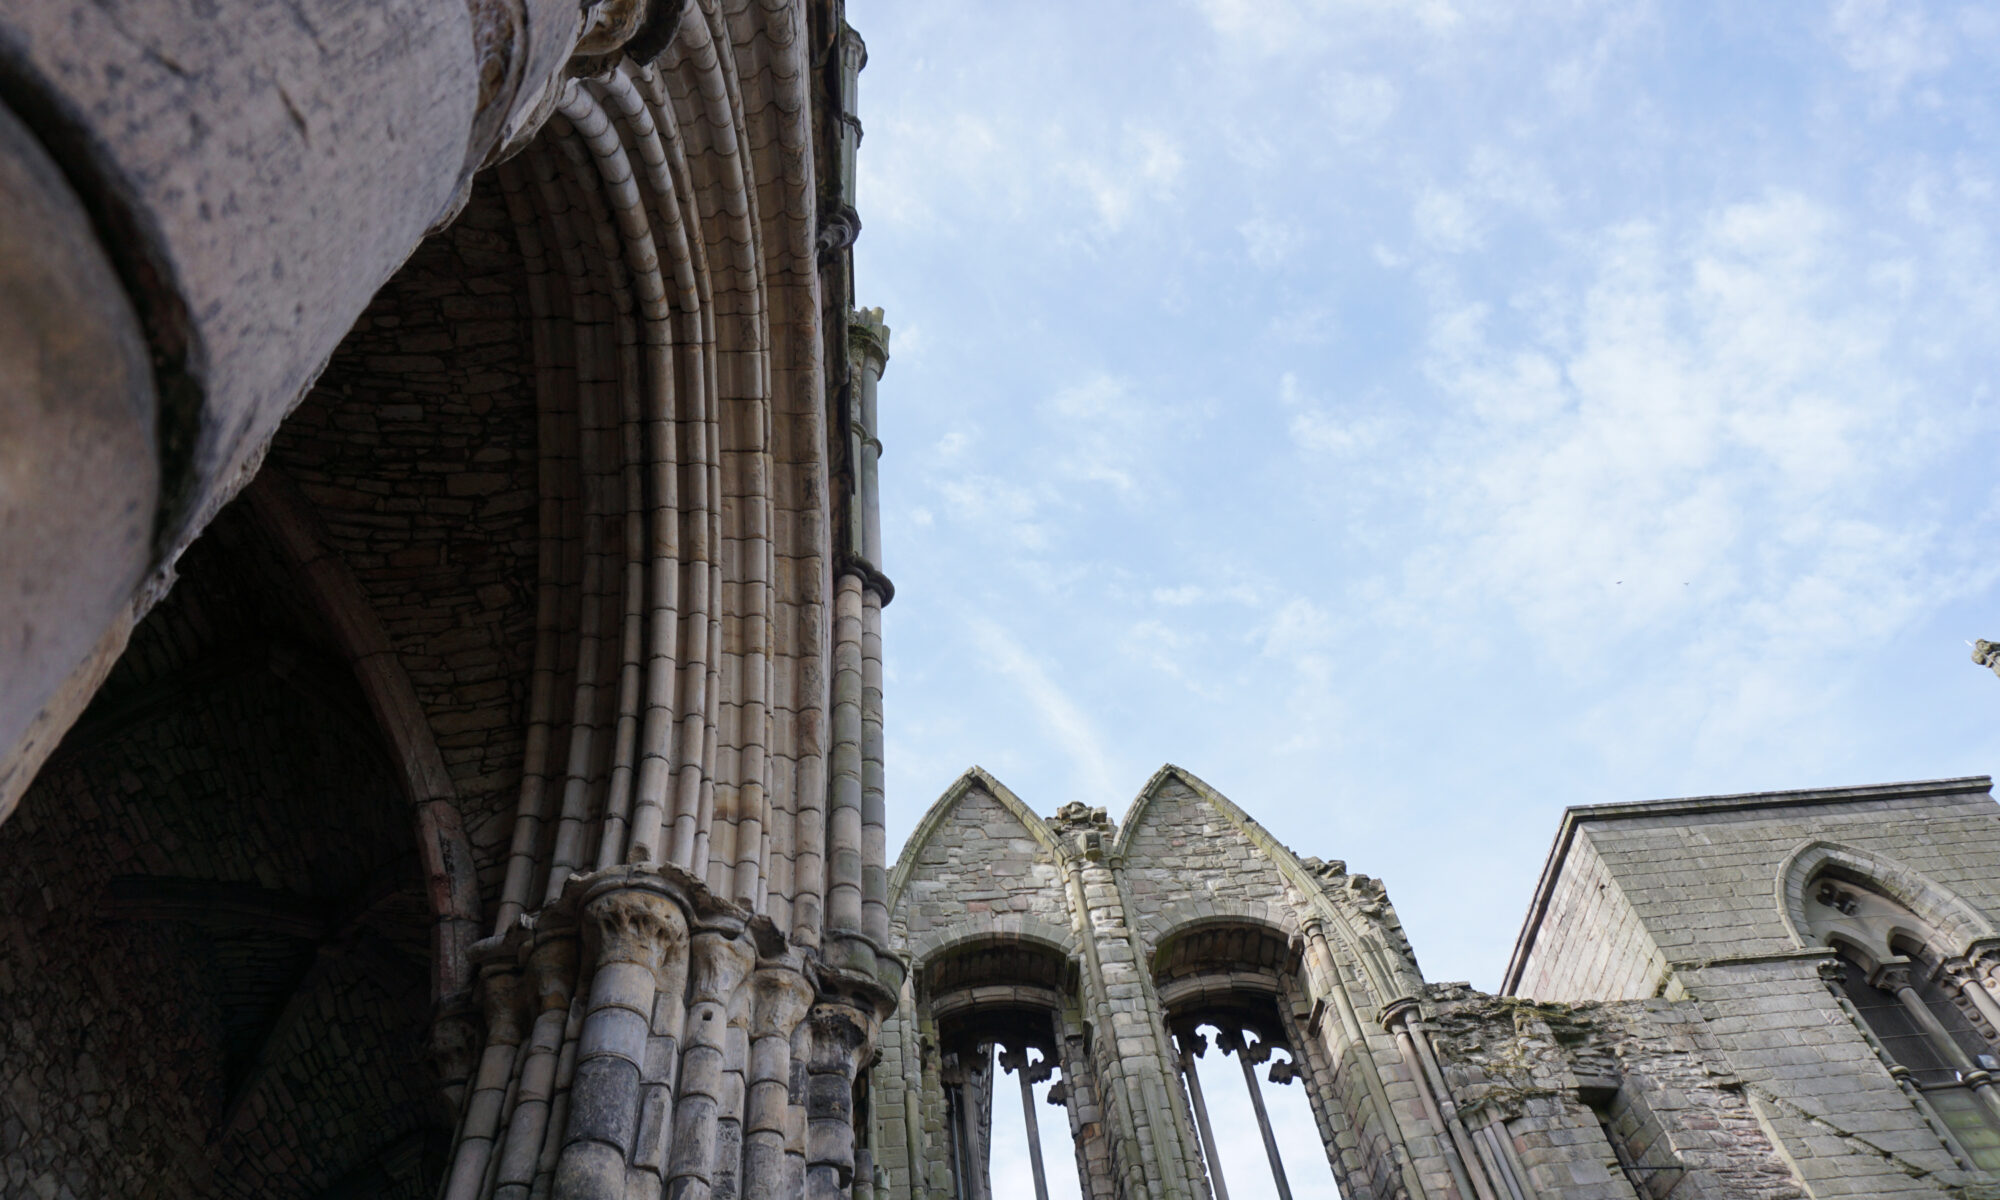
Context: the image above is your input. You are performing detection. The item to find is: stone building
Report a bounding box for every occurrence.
[5,0,2000,1197]
[874,768,2000,1200]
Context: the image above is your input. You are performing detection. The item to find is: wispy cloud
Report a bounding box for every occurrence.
[966,617,1123,806]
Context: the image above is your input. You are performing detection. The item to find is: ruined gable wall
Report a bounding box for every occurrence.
[878,781,1075,1200]
[1117,775,1304,946]
[1511,782,2000,1199]
[889,783,1070,955]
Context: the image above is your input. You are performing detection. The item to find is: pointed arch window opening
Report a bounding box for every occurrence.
[1172,1015,1338,1200]
[940,1024,1086,1200]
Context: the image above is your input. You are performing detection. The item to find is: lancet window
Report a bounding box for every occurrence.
[926,944,1091,1200]
[1155,923,1338,1199]
[1804,871,2000,1170]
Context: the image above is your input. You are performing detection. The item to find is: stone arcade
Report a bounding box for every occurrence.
[877,768,2000,1200]
[6,0,2000,1196]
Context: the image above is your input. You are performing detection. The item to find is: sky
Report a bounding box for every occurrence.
[844,1,2000,1192]
[847,0,1999,1087]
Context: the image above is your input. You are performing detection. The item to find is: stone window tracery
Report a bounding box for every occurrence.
[1153,922,1341,1199]
[921,941,1093,1200]
[1805,870,2000,1171]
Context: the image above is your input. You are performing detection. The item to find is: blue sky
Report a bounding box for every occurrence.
[848,0,2000,1006]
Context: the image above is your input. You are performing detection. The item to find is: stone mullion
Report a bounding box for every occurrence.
[1219,1030,1293,1200]
[1873,961,2000,1127]
[1175,1032,1231,1200]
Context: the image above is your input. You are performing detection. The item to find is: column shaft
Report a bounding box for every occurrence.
[1177,1044,1231,1200]
[1233,1049,1294,1200]
[1017,1065,1052,1200]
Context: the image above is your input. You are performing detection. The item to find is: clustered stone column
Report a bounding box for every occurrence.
[446,864,895,1200]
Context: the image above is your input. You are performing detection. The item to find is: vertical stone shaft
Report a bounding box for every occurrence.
[1232,1043,1293,1200]
[495,938,581,1199]
[1388,1008,1490,1200]
[444,969,530,1200]
[845,310,891,950]
[860,591,888,945]
[743,966,815,1199]
[556,888,690,1199]
[826,576,866,934]
[1176,1037,1230,1200]
[1877,965,2000,1122]
[1016,1063,1052,1200]
[665,926,757,1200]
[807,1004,873,1199]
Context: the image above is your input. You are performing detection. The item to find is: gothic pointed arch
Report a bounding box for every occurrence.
[242,470,483,1013]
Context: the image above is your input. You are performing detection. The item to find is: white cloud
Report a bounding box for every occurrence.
[1240,216,1308,269]
[1041,372,1169,497]
[1388,190,1995,700]
[1828,0,1950,96]
[1317,70,1401,142]
[1282,372,1398,456]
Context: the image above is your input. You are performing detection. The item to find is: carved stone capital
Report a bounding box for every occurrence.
[688,927,758,1009]
[848,308,891,375]
[1870,959,1916,993]
[583,885,690,976]
[808,999,878,1077]
[749,963,816,1041]
[479,963,531,1048]
[526,931,580,1014]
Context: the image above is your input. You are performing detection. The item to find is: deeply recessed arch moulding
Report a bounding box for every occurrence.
[1776,838,1998,961]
